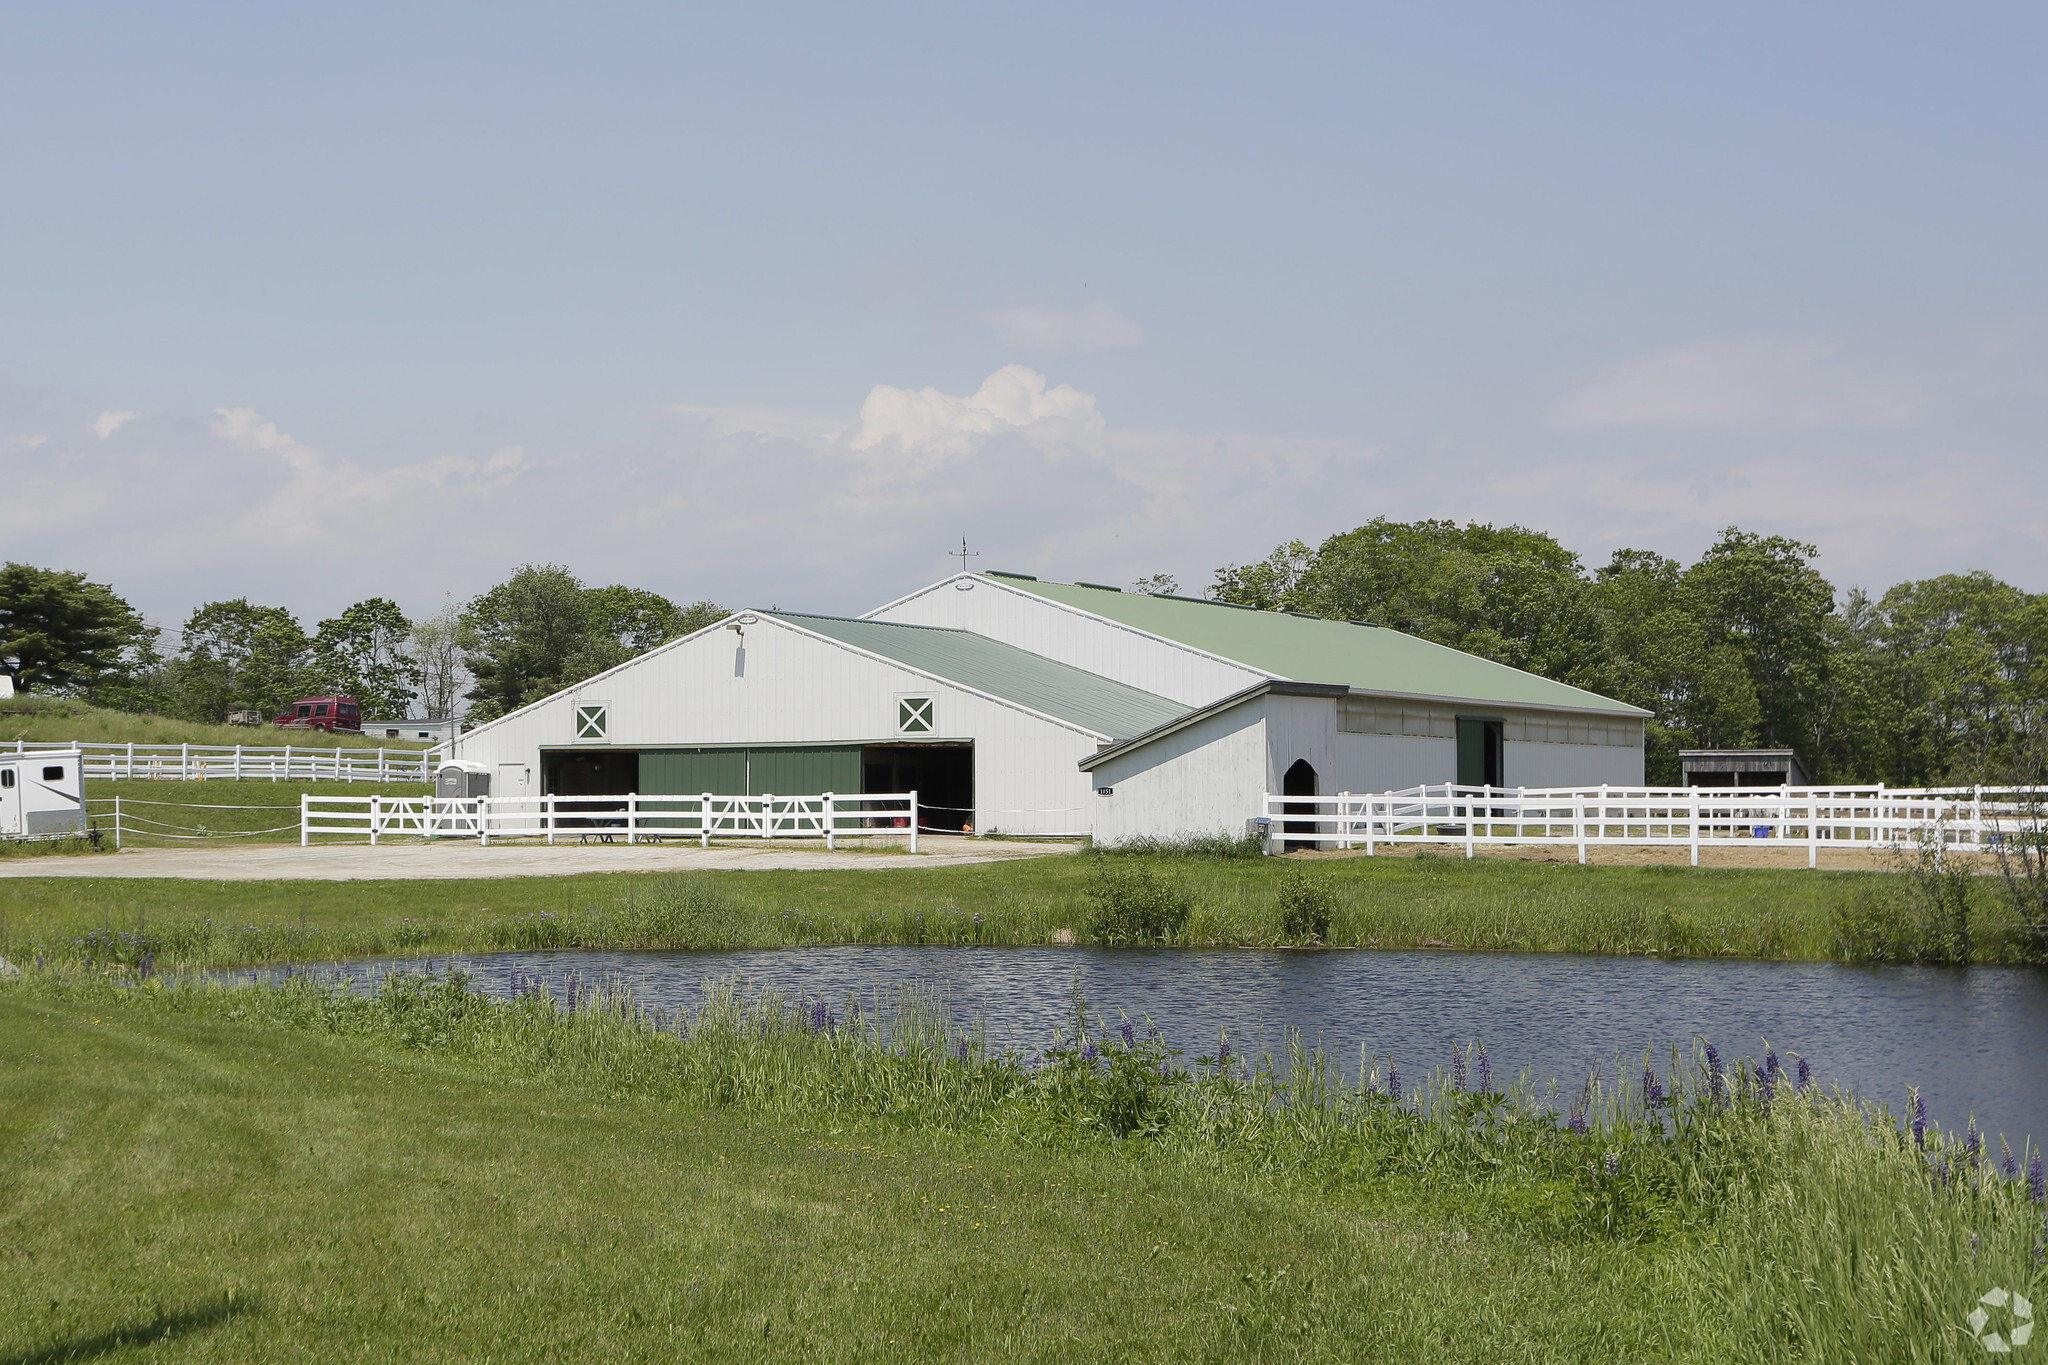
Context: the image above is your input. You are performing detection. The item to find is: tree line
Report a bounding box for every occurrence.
[0,562,722,727]
[1199,520,2046,785]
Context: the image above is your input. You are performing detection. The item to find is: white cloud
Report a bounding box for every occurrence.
[850,364,1105,457]
[1547,337,1924,431]
[91,410,138,439]
[985,300,1144,353]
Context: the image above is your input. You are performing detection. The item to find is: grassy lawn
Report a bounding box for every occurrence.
[0,696,436,750]
[82,778,433,848]
[0,983,1674,1363]
[0,853,1923,969]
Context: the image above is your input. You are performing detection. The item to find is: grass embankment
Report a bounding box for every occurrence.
[2,970,2040,1361]
[5,851,2041,970]
[0,695,435,749]
[81,777,432,849]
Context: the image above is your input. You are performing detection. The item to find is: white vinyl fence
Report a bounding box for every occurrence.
[1259,784,2043,866]
[302,791,923,851]
[6,739,435,783]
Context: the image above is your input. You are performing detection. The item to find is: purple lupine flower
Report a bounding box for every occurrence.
[1757,1062,1775,1107]
[1568,1108,1588,1135]
[1764,1048,1781,1083]
[1120,1021,1135,1048]
[956,1039,970,1062]
[1218,1037,1232,1064]
[1966,1117,1982,1161]
[1080,1039,1099,1064]
[1643,1067,1664,1106]
[1704,1041,1721,1078]
[1911,1092,1927,1149]
[1387,1065,1402,1104]
[2003,1140,2019,1180]
[809,998,830,1034]
[1796,1056,1811,1093]
[1604,1152,1619,1179]
[1476,1040,1492,1094]
[1452,1047,1468,1094]
[2030,1152,2045,1206]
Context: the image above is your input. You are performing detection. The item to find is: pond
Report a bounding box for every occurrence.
[237,946,2048,1149]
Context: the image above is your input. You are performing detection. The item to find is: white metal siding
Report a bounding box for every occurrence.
[1331,734,1459,792]
[1089,703,1270,845]
[448,618,1103,836]
[1502,740,1645,788]
[867,577,1266,708]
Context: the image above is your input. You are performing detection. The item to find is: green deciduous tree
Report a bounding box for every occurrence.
[460,565,591,723]
[0,562,149,692]
[173,599,312,720]
[310,598,420,719]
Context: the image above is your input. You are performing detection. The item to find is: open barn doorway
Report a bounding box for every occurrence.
[864,743,974,832]
[1282,758,1319,852]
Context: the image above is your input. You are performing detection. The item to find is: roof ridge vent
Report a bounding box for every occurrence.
[1074,581,1123,592]
[1284,610,1322,619]
[987,570,1037,580]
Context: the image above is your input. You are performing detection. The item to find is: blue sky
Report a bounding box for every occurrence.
[4,3,2044,628]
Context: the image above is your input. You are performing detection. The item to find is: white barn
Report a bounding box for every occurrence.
[443,572,1649,841]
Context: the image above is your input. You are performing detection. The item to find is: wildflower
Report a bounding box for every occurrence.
[1604,1152,1619,1179]
[1796,1056,1811,1093]
[1387,1066,1402,1104]
[1642,1067,1664,1106]
[1080,1040,1099,1064]
[1476,1040,1492,1093]
[956,1039,970,1063]
[1910,1091,1926,1148]
[1966,1117,1982,1162]
[1764,1048,1780,1083]
[1568,1108,1587,1136]
[2030,1152,2045,1206]
[1120,1021,1135,1048]
[2003,1138,2018,1180]
[1218,1037,1232,1064]
[1452,1047,1467,1093]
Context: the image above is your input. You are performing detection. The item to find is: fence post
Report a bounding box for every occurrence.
[909,791,919,854]
[1973,784,1983,849]
[1689,788,1700,867]
[701,793,712,848]
[627,793,639,845]
[281,745,289,782]
[300,792,310,847]
[180,742,189,780]
[546,795,555,846]
[114,795,122,850]
[1576,793,1587,865]
[370,793,381,846]
[234,744,243,780]
[824,793,836,850]
[479,797,489,847]
[1364,794,1375,856]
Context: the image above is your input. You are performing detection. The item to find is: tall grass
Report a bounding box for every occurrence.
[14,965,2041,1360]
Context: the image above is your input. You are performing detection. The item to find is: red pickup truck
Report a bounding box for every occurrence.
[272,696,363,733]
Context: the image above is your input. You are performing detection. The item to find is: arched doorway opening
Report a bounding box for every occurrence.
[1282,759,1318,851]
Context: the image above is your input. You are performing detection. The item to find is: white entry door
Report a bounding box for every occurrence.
[0,764,19,836]
[496,763,530,797]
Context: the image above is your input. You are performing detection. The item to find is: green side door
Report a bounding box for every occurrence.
[1456,719,1487,787]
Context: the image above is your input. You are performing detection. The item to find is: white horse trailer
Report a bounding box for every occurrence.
[0,748,88,839]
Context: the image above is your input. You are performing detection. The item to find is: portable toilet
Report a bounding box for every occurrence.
[0,749,88,839]
[435,760,491,800]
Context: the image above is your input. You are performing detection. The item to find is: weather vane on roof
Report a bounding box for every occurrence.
[951,537,980,572]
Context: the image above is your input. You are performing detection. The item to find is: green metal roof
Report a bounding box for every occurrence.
[768,612,1189,740]
[986,575,1648,716]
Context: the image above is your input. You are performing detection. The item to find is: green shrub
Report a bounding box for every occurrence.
[1089,832,1263,860]
[1276,869,1334,943]
[1084,864,1190,943]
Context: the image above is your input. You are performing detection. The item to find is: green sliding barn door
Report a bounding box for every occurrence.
[747,746,862,796]
[640,748,747,795]
[638,746,861,796]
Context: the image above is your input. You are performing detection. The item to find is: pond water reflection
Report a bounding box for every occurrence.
[241,946,2048,1147]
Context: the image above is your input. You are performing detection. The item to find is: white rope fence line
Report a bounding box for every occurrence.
[81,797,304,849]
